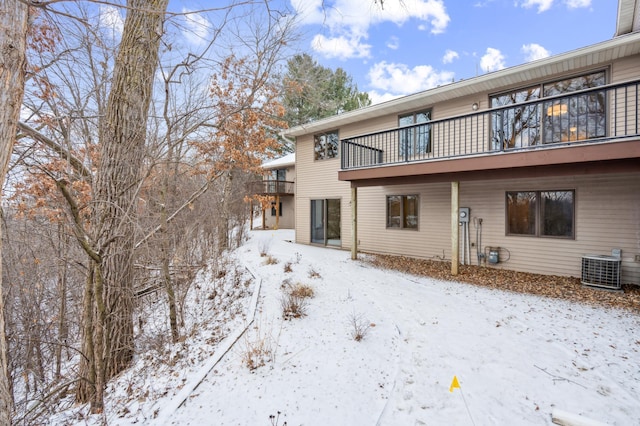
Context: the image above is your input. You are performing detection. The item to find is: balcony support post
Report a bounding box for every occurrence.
[275,194,280,230]
[250,201,254,230]
[351,186,358,260]
[451,181,459,276]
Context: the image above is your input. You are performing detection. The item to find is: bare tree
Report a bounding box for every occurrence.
[70,0,170,412]
[6,0,296,420]
[133,6,296,342]
[0,1,29,424]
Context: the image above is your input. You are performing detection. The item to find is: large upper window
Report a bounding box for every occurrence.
[314,130,339,160]
[491,70,606,150]
[491,86,541,149]
[387,195,418,229]
[542,72,606,143]
[506,190,574,238]
[399,110,431,159]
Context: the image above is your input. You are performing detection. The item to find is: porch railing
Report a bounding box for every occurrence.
[249,180,295,195]
[341,79,640,170]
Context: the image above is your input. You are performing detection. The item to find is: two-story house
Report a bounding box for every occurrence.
[251,153,296,230]
[284,0,640,287]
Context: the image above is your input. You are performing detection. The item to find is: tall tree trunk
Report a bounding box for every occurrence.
[160,166,179,342]
[160,63,180,343]
[96,0,168,381]
[55,224,68,380]
[91,262,106,413]
[75,262,97,406]
[75,0,169,412]
[0,1,29,424]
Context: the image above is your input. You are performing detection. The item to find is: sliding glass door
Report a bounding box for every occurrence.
[310,199,341,246]
[311,200,325,244]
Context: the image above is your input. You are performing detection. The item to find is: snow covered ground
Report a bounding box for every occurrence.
[67,229,640,425]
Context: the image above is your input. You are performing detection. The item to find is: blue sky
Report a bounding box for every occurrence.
[98,0,620,105]
[288,0,619,104]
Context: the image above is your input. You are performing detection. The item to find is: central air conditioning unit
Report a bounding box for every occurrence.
[581,250,622,290]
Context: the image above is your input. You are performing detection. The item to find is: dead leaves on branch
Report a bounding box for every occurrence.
[11,157,92,224]
[27,7,61,55]
[190,55,287,179]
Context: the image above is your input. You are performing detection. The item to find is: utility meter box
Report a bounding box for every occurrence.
[459,207,470,223]
[488,247,500,264]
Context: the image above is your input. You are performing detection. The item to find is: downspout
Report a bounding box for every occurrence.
[279,132,296,154]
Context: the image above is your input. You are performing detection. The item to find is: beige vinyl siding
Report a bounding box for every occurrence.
[611,55,640,81]
[341,116,396,139]
[286,164,296,229]
[357,183,452,260]
[458,173,640,284]
[611,89,638,137]
[350,173,639,284]
[295,134,352,247]
[610,56,640,137]
[264,197,294,230]
[286,164,295,184]
[282,198,295,229]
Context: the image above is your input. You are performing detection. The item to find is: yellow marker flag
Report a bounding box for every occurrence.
[449,375,461,393]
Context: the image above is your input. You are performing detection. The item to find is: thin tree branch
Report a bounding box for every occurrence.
[134,172,223,249]
[54,178,100,263]
[17,121,93,182]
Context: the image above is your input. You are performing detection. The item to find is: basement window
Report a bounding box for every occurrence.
[506,190,574,238]
[387,195,418,229]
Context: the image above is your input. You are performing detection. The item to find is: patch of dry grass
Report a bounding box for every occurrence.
[289,283,315,299]
[280,282,315,320]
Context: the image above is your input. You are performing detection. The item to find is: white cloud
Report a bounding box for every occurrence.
[367,61,454,97]
[479,47,505,72]
[522,43,550,62]
[311,34,371,60]
[367,90,403,105]
[99,5,124,35]
[519,0,590,12]
[473,1,496,7]
[386,36,400,50]
[442,49,459,64]
[520,0,554,12]
[182,9,212,46]
[291,0,450,59]
[565,0,591,8]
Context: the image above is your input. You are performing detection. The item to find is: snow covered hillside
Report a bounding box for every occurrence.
[64,229,640,425]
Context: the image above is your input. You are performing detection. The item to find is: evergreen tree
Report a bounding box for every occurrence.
[282,54,371,127]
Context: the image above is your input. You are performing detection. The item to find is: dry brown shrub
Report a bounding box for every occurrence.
[263,255,278,265]
[280,293,308,320]
[289,283,315,299]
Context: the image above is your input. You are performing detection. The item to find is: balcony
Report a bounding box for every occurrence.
[340,79,640,176]
[249,180,295,196]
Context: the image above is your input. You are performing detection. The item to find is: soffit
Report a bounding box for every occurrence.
[285,31,640,138]
[616,0,639,35]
